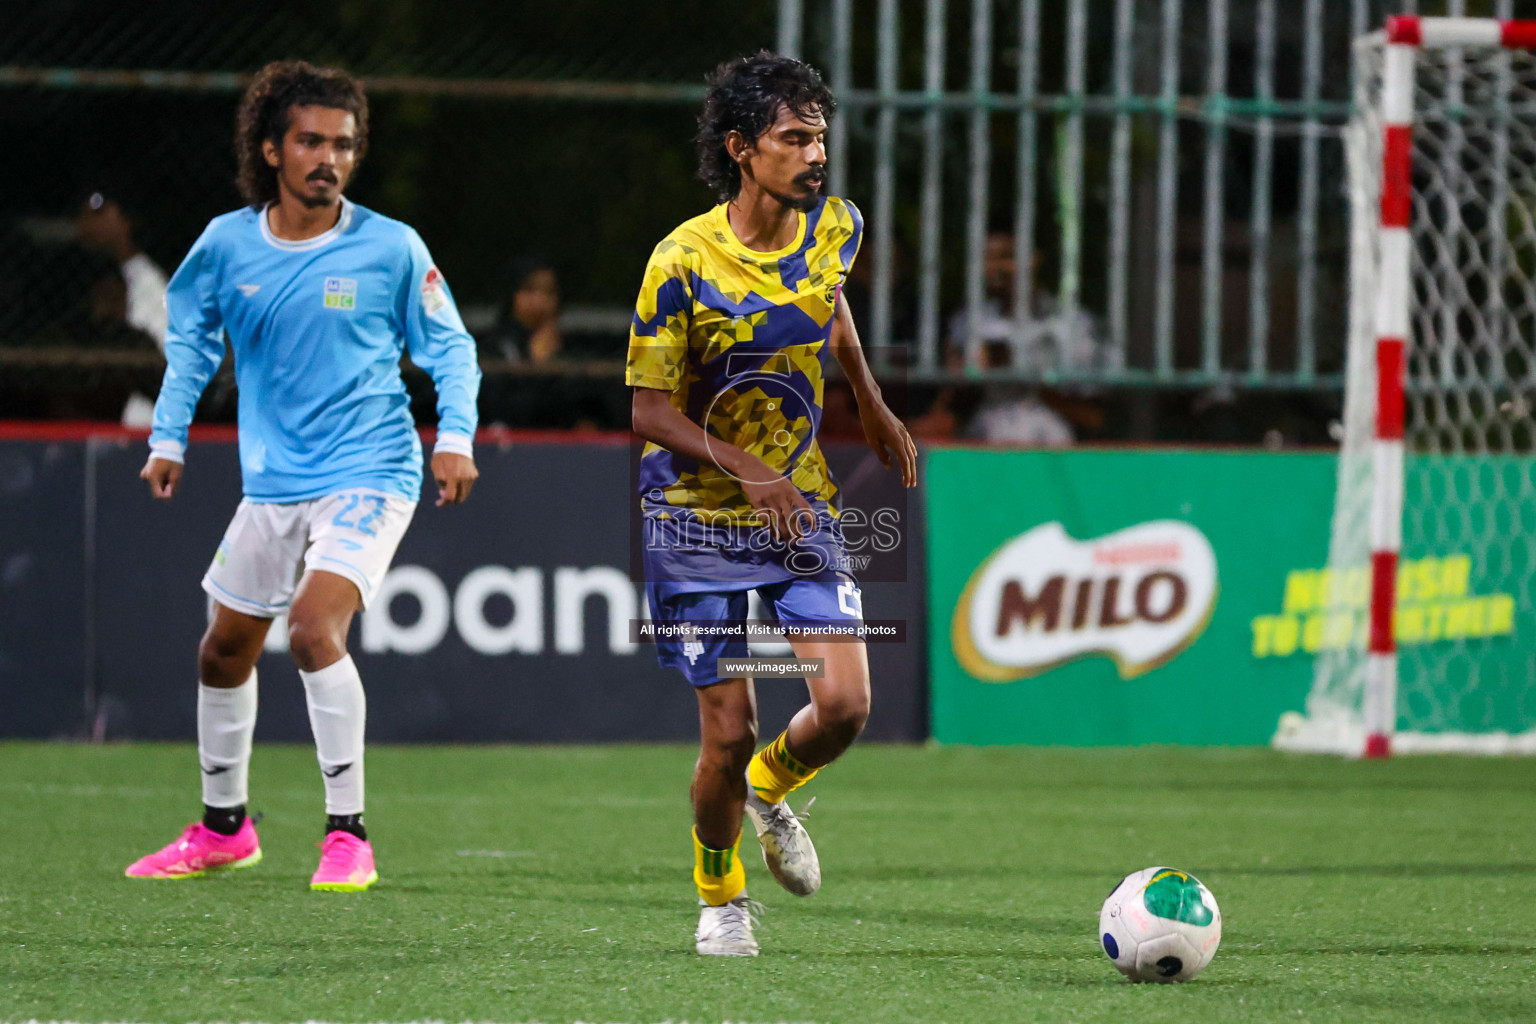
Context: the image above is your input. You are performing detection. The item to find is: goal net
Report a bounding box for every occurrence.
[1277,17,1536,756]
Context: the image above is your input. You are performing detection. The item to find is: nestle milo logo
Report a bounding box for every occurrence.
[953,521,1218,681]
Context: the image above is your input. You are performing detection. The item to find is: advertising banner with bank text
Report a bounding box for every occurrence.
[0,432,926,742]
[926,448,1337,745]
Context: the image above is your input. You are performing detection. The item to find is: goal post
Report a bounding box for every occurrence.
[1276,16,1536,757]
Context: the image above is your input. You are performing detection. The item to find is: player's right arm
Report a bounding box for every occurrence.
[626,241,810,539]
[630,387,811,539]
[142,226,227,500]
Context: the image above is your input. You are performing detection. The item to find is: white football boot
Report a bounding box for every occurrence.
[695,895,761,956]
[744,789,821,896]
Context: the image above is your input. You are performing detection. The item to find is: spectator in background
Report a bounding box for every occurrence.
[947,231,1111,376]
[479,255,561,365]
[81,255,155,348]
[840,234,915,350]
[78,190,168,347]
[946,231,1116,446]
[904,387,962,441]
[37,254,163,420]
[963,351,1076,447]
[79,189,170,426]
[85,256,130,335]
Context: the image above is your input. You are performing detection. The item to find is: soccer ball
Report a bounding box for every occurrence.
[1098,866,1222,983]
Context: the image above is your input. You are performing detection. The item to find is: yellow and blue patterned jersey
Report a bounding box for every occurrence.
[626,195,862,521]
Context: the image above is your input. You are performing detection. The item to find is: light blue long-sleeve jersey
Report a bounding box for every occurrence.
[149,198,481,503]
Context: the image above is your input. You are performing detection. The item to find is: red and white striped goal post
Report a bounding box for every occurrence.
[1363,16,1536,758]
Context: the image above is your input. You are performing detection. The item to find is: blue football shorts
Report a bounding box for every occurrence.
[647,572,865,687]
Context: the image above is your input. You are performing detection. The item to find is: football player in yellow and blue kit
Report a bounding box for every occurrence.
[628,52,917,956]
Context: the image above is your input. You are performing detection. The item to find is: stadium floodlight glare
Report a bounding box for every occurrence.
[1279,17,1536,758]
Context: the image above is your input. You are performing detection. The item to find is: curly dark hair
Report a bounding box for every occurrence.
[235,60,369,209]
[695,51,835,201]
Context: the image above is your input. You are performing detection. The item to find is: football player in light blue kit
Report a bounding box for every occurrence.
[124,60,481,892]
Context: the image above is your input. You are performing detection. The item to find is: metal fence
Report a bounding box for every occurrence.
[0,0,1511,417]
[783,0,1526,389]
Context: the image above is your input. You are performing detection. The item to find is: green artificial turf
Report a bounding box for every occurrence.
[1,742,1534,1023]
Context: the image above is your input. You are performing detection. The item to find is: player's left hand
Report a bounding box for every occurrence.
[431,451,478,506]
[859,398,918,488]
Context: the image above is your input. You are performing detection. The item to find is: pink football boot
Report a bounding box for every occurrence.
[310,830,378,892]
[125,819,262,879]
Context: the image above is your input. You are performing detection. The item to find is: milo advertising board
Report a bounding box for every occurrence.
[926,449,1336,745]
[953,519,1220,681]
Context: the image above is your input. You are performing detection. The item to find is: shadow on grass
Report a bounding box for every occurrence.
[829,863,1109,882]
[1205,862,1536,878]
[1239,940,1536,957]
[1115,775,1536,796]
[793,904,1081,936]
[1328,979,1536,1021]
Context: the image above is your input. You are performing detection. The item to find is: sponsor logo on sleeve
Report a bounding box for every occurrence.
[953,520,1218,681]
[323,277,357,310]
[421,266,449,316]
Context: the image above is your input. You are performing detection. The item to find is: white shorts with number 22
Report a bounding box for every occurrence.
[202,489,416,618]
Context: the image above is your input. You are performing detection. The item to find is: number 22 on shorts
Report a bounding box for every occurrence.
[331,493,387,536]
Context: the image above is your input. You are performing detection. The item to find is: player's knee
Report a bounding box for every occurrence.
[711,735,757,775]
[286,617,344,672]
[701,721,758,773]
[197,633,254,689]
[818,688,871,741]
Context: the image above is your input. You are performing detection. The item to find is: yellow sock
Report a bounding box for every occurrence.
[693,827,746,906]
[747,730,819,805]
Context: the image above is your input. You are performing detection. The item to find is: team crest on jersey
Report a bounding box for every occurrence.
[421,266,449,316]
[323,277,357,310]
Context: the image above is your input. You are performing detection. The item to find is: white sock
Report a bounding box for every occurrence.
[300,655,366,816]
[198,671,257,809]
